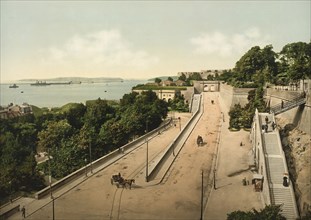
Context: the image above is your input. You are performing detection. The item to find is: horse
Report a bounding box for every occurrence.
[123,179,135,189]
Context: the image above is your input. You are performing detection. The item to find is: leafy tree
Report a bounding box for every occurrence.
[120,92,139,108]
[188,72,202,81]
[37,119,73,152]
[279,41,311,83]
[167,77,174,82]
[0,132,43,198]
[228,104,243,129]
[64,103,86,129]
[227,204,286,220]
[178,73,187,81]
[168,92,189,112]
[84,98,115,132]
[154,78,162,84]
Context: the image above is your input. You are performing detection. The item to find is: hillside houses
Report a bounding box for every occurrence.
[0,103,33,119]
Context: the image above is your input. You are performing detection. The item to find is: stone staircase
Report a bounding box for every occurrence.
[260,114,299,219]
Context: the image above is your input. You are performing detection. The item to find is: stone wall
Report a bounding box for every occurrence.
[219,83,253,109]
[266,86,311,136]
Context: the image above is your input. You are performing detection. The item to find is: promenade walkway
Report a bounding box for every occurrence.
[259,113,299,220]
[204,93,262,219]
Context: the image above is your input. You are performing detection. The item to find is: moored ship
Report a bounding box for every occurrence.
[30,81,51,86]
[9,84,19,88]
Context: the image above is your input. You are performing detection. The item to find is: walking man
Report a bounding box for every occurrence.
[21,206,26,218]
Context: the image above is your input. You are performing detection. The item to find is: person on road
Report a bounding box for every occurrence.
[21,206,26,218]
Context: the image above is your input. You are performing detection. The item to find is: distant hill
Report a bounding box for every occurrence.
[19,77,123,83]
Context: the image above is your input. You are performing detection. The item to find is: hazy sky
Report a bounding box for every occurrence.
[1,1,310,82]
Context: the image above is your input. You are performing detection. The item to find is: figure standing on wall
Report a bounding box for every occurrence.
[281,100,284,109]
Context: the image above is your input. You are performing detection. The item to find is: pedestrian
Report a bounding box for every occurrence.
[265,116,269,124]
[281,100,284,108]
[264,124,268,133]
[272,121,276,130]
[21,206,26,218]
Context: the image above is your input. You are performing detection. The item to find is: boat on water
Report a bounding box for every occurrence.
[30,81,51,86]
[30,81,72,86]
[9,84,19,88]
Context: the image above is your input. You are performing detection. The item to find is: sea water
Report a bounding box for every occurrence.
[0,80,147,108]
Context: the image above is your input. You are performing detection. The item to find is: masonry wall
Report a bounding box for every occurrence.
[219,83,254,109]
[266,86,311,136]
[251,110,271,205]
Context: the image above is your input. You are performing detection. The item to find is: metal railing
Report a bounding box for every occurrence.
[269,96,306,115]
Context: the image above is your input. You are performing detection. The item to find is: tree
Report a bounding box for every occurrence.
[178,73,187,81]
[227,204,286,220]
[37,119,73,152]
[64,103,86,129]
[84,98,115,132]
[279,41,311,83]
[154,78,162,84]
[188,72,202,81]
[167,76,174,82]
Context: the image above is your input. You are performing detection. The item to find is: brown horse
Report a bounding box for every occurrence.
[123,179,135,189]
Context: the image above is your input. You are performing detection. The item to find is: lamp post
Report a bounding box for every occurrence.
[89,143,93,174]
[145,119,149,182]
[213,169,217,190]
[200,170,204,220]
[47,150,55,220]
[146,137,149,182]
[48,152,53,199]
[84,158,87,177]
[178,117,181,131]
[9,181,12,203]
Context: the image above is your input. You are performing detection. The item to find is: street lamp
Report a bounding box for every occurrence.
[213,169,217,190]
[146,137,149,182]
[47,150,55,220]
[47,152,53,199]
[84,158,88,177]
[89,143,93,174]
[178,117,181,131]
[145,119,149,182]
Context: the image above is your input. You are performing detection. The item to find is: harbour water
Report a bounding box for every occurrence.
[0,80,147,108]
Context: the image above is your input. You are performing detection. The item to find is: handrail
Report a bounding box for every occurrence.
[270,96,306,115]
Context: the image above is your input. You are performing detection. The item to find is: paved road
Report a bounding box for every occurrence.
[3,92,264,220]
[5,113,191,220]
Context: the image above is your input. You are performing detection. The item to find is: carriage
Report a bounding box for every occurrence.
[111,173,135,189]
[111,173,124,185]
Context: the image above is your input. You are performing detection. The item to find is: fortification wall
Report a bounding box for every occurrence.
[219,83,253,109]
[266,88,311,136]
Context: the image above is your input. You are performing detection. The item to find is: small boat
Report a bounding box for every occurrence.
[9,84,19,88]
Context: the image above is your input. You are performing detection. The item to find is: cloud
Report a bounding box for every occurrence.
[190,27,271,57]
[47,30,158,68]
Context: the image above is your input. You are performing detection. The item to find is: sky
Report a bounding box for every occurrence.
[1,1,310,82]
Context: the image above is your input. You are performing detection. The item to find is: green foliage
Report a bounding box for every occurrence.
[154,77,162,84]
[132,84,187,91]
[280,41,311,82]
[229,86,267,130]
[188,72,202,81]
[227,204,286,220]
[84,98,115,132]
[167,76,174,81]
[37,119,73,152]
[168,92,189,112]
[178,73,187,81]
